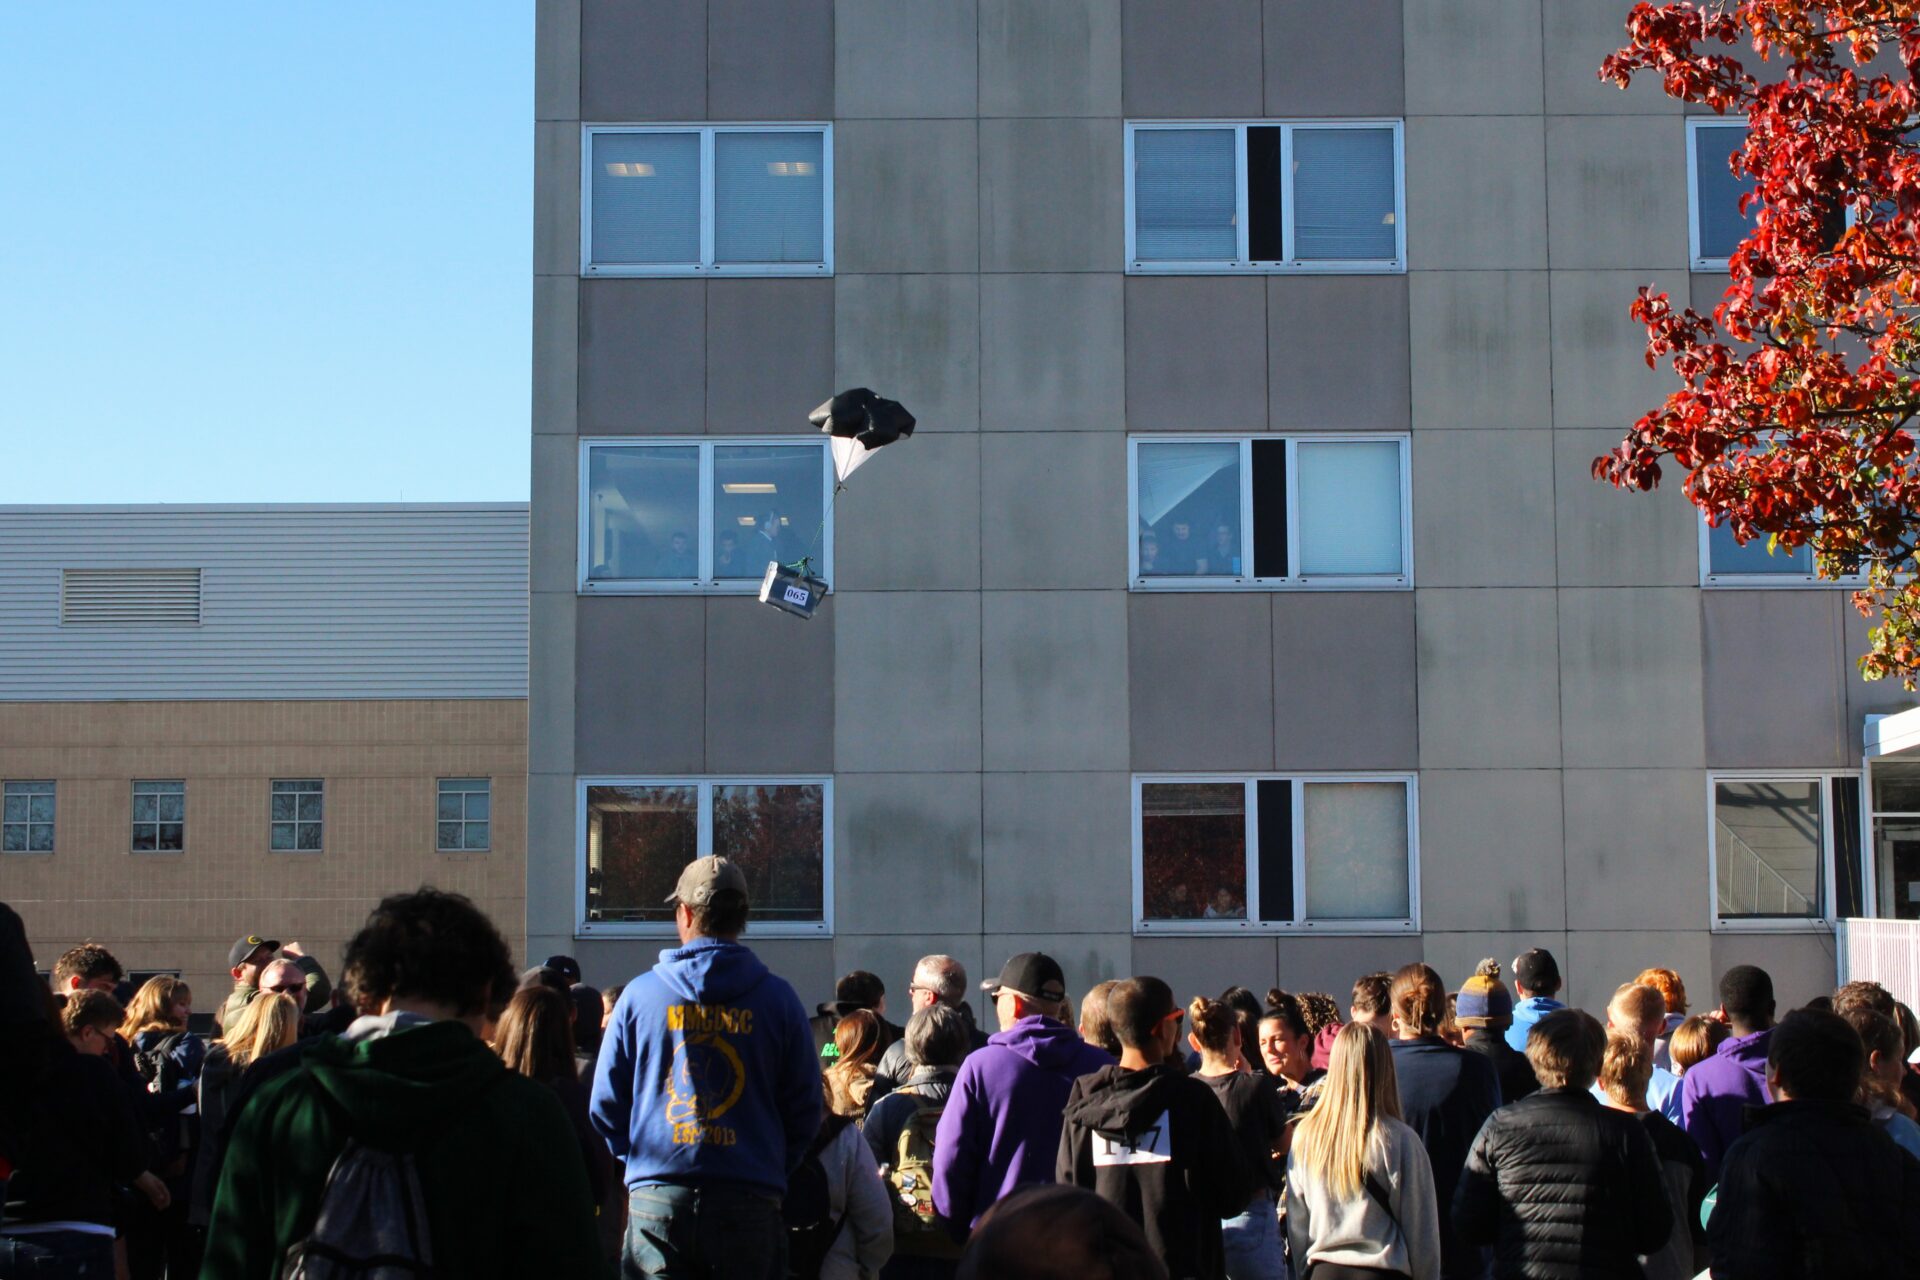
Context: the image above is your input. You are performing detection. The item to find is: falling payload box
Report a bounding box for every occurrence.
[758,561,828,619]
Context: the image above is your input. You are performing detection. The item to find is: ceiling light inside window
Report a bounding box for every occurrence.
[1381,212,1397,225]
[766,161,816,177]
[723,482,778,494]
[604,162,656,177]
[737,516,758,526]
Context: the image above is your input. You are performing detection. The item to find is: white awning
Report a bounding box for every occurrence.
[1864,708,1920,759]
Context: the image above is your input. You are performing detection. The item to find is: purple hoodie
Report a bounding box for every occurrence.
[931,1015,1113,1232]
[1679,1026,1772,1181]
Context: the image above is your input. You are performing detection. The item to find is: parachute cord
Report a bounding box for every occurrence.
[785,482,846,579]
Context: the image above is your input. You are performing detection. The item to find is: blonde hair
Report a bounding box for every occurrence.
[224,991,300,1069]
[1608,983,1667,1036]
[1599,1029,1652,1109]
[121,975,190,1039]
[1290,1022,1402,1200]
[1668,1014,1729,1075]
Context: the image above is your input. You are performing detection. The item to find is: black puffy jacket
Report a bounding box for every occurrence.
[1706,1098,1920,1279]
[1451,1087,1671,1279]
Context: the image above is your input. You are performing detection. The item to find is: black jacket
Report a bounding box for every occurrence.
[1451,1086,1671,1279]
[1463,1029,1538,1105]
[1057,1062,1252,1280]
[1391,1036,1501,1279]
[1197,1070,1289,1197]
[5,1043,154,1229]
[1706,1098,1920,1279]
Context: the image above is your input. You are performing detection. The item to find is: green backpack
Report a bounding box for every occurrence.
[887,1088,961,1260]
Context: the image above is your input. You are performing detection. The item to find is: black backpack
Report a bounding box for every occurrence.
[782,1114,854,1279]
[132,1031,188,1097]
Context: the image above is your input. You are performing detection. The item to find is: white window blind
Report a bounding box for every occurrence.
[1133,128,1237,261]
[714,131,825,264]
[1292,127,1398,261]
[1303,781,1410,920]
[591,132,701,264]
[61,569,202,625]
[1296,441,1403,576]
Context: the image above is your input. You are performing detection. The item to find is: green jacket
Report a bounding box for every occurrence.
[200,1017,604,1279]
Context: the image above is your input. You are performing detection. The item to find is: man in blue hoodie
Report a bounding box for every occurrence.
[932,952,1112,1237]
[591,856,821,1279]
[1503,947,1567,1054]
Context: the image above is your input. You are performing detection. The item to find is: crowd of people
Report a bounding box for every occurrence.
[4,857,1920,1279]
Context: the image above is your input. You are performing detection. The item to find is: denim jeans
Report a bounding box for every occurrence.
[623,1183,786,1280]
[0,1231,117,1279]
[1222,1189,1289,1280]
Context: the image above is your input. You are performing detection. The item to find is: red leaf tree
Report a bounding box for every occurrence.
[1595,1,1920,684]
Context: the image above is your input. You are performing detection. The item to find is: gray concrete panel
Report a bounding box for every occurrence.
[575,597,706,774]
[580,0,707,121]
[1558,589,1705,768]
[1546,116,1690,270]
[980,433,1128,590]
[530,436,580,595]
[1264,0,1404,117]
[834,594,983,772]
[1121,0,1263,118]
[835,274,981,431]
[1412,430,1557,588]
[1709,933,1837,1010]
[536,0,581,122]
[1407,271,1551,431]
[530,594,578,777]
[834,772,984,933]
[1548,270,1686,430]
[980,119,1124,273]
[1268,277,1410,431]
[748,940,836,1009]
[1703,592,1848,769]
[982,772,1135,933]
[708,0,834,119]
[527,772,580,947]
[833,934,987,1009]
[1542,1,1681,116]
[706,280,834,434]
[984,592,1130,772]
[1415,589,1562,768]
[1417,771,1567,933]
[1566,929,1712,1014]
[1423,930,1566,1004]
[834,121,980,273]
[1553,429,1699,587]
[1271,593,1419,771]
[534,122,581,279]
[835,0,979,118]
[980,0,1122,117]
[831,432,981,591]
[1404,0,1543,115]
[1843,606,1920,743]
[1406,116,1549,270]
[1124,277,1267,432]
[533,276,579,436]
[981,274,1125,433]
[1687,272,1735,319]
[1128,592,1275,771]
[578,280,705,433]
[1276,935,1424,997]
[705,597,835,774]
[1133,936,1278,1001]
[1563,769,1707,931]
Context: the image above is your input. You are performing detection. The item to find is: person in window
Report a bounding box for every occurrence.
[1162,520,1202,574]
[658,530,696,578]
[1208,524,1241,577]
[1202,887,1242,920]
[750,509,796,569]
[1165,882,1197,918]
[1138,531,1162,576]
[713,530,746,578]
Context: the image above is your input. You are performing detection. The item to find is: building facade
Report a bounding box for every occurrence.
[529,0,1918,1011]
[0,505,528,1002]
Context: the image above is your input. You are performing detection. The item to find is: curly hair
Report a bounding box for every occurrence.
[1297,992,1343,1042]
[52,944,122,991]
[341,887,513,1019]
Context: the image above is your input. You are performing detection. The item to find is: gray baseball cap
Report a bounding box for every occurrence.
[665,856,750,906]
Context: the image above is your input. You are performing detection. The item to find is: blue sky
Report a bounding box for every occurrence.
[0,5,533,502]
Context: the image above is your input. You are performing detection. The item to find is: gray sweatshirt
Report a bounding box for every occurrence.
[1284,1115,1442,1280]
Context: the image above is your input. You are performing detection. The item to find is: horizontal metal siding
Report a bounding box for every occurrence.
[0,507,529,701]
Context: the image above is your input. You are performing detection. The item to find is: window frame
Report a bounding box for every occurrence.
[580,123,834,278]
[269,778,324,854]
[577,436,837,595]
[1127,434,1413,591]
[575,775,834,940]
[130,779,186,855]
[1696,516,1865,588]
[1706,770,1862,933]
[436,778,492,854]
[1130,772,1420,936]
[1124,119,1407,275]
[1688,116,1751,272]
[2,780,55,855]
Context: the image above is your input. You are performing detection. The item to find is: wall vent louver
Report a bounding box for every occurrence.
[60,568,202,625]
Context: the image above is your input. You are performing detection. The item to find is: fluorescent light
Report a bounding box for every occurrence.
[604,162,656,177]
[737,516,758,526]
[1381,212,1397,225]
[723,482,777,494]
[766,161,816,177]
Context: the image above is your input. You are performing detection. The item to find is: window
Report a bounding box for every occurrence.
[1126,121,1405,273]
[1709,773,1862,928]
[2,781,54,853]
[1130,436,1410,588]
[583,125,831,276]
[437,778,491,852]
[270,779,323,852]
[1699,516,1859,586]
[1690,119,1753,270]
[579,778,831,937]
[131,781,185,853]
[1870,761,1920,920]
[1133,775,1417,933]
[580,438,834,593]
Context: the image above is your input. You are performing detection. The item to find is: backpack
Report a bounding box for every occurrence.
[279,1140,436,1279]
[133,1031,187,1097]
[783,1114,853,1280]
[886,1088,960,1259]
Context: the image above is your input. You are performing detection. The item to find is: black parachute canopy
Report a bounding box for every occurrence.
[809,387,916,482]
